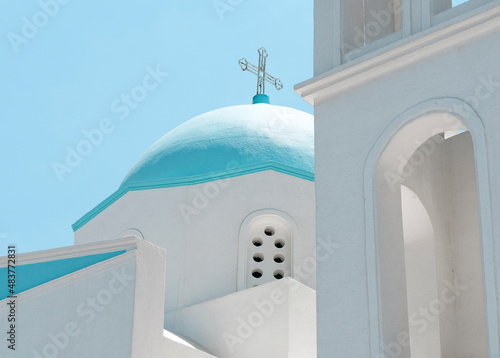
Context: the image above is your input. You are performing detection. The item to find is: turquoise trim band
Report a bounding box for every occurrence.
[72,164,314,232]
[0,250,126,300]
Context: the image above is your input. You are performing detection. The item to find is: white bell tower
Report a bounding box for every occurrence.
[297,0,500,357]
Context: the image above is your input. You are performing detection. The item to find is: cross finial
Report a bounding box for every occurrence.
[239,47,283,104]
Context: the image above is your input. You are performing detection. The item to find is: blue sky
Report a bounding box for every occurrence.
[0,1,314,253]
[0,0,473,254]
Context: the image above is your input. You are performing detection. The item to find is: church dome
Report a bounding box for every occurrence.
[120,103,314,190]
[72,103,313,232]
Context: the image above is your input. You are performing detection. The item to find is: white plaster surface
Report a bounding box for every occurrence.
[298,4,500,357]
[0,242,137,358]
[75,171,316,317]
[0,238,217,358]
[165,277,316,358]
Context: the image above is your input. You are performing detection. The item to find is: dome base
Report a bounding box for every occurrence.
[252,94,270,104]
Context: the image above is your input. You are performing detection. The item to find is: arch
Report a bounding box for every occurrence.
[237,209,299,291]
[363,98,498,357]
[118,228,144,240]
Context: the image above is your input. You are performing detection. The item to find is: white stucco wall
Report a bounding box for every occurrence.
[164,278,316,358]
[74,170,316,317]
[0,237,217,358]
[297,5,500,357]
[0,243,137,358]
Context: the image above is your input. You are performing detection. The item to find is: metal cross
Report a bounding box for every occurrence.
[239,47,283,95]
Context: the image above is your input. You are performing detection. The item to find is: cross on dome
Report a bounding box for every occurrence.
[239,47,283,104]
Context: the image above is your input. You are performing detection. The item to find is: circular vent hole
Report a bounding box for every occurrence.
[252,237,263,247]
[274,238,285,249]
[273,270,284,279]
[253,253,264,262]
[252,269,263,278]
[264,226,275,236]
[274,254,285,263]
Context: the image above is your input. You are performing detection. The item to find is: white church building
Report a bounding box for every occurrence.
[3,0,500,357]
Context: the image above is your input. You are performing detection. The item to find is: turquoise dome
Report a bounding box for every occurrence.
[120,103,314,189]
[73,103,313,231]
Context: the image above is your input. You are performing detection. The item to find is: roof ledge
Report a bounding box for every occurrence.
[295,4,500,105]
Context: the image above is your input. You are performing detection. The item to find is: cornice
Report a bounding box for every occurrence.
[295,4,500,105]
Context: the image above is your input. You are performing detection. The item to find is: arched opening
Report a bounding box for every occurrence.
[117,228,144,240]
[237,210,296,291]
[376,113,488,357]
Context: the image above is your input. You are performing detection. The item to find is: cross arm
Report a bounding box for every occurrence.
[238,58,283,91]
[238,58,259,75]
[263,72,283,91]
